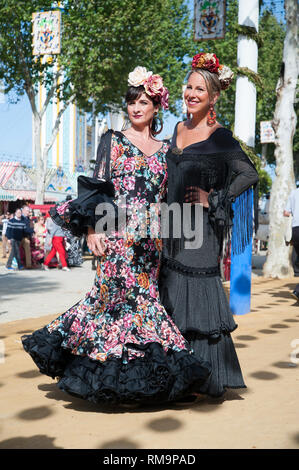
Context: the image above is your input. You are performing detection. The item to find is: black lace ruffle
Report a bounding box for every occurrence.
[159,264,237,338]
[162,256,219,278]
[208,189,234,241]
[21,327,211,405]
[50,176,117,238]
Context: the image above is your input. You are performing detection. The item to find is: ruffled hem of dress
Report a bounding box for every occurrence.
[159,264,237,338]
[21,327,211,405]
[182,323,238,339]
[185,331,246,397]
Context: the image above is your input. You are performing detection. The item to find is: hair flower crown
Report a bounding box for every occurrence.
[191,53,234,90]
[128,66,169,110]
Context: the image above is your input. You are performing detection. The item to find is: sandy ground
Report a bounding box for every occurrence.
[0,251,299,450]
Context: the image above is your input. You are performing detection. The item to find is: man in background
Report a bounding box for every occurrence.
[1,211,12,258]
[284,186,299,301]
[6,208,28,270]
[21,205,34,269]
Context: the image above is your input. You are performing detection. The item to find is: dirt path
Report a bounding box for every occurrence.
[1,276,299,449]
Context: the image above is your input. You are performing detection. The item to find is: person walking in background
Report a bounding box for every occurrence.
[31,215,47,267]
[1,211,12,258]
[42,217,69,271]
[62,195,83,268]
[44,213,53,257]
[6,208,28,270]
[21,205,34,269]
[34,215,46,248]
[284,186,299,300]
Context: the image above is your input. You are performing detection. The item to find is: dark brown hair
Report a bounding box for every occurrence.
[125,85,162,135]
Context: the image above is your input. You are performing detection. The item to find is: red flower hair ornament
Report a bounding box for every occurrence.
[191,53,234,90]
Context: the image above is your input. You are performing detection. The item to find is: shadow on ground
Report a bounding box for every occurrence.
[16,406,55,421]
[99,438,140,449]
[0,274,59,298]
[0,435,62,449]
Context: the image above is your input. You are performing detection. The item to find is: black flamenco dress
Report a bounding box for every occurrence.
[159,124,259,398]
[21,131,211,406]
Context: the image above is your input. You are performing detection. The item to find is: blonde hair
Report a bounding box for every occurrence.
[187,69,221,100]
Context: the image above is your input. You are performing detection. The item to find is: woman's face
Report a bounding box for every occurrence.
[184,72,217,117]
[127,92,158,128]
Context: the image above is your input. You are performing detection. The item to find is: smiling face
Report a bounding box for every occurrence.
[126,89,159,129]
[22,206,30,217]
[184,71,219,118]
[15,209,22,219]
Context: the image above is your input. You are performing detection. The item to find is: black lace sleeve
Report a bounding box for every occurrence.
[49,130,116,237]
[225,151,259,201]
[93,130,113,180]
[208,150,259,246]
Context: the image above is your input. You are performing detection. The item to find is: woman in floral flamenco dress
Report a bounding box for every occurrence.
[22,67,211,406]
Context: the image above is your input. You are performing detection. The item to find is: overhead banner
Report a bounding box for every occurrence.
[194,0,226,40]
[32,10,61,55]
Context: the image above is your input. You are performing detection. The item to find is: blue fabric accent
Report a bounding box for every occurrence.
[230,242,252,315]
[231,188,253,256]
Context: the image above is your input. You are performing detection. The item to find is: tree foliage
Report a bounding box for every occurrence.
[0,0,294,197]
[258,168,272,197]
[0,1,73,101]
[0,0,192,113]
[189,0,288,174]
[59,0,193,115]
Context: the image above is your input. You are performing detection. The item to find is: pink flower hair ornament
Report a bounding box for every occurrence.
[128,66,169,110]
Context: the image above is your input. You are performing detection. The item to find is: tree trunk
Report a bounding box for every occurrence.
[33,112,46,205]
[263,0,298,278]
[24,63,71,204]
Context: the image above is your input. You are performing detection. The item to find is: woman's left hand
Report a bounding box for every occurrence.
[184,186,212,208]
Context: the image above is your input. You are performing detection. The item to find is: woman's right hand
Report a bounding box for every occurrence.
[185,186,213,208]
[87,227,107,257]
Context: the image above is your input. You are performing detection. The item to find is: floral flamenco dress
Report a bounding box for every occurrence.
[22,131,211,405]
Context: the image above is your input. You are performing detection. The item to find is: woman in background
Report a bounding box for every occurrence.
[31,215,46,267]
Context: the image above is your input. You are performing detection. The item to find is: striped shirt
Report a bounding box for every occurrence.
[6,217,28,241]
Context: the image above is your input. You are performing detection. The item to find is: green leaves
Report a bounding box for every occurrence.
[0,0,291,182]
[57,0,193,114]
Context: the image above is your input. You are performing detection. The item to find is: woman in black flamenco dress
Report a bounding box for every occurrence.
[159,54,259,399]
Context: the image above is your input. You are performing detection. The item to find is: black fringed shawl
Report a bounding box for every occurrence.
[165,123,259,256]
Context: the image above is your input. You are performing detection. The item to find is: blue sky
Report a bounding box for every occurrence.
[0,91,179,165]
[0,93,33,165]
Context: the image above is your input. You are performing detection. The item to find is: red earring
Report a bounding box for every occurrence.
[207,104,216,126]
